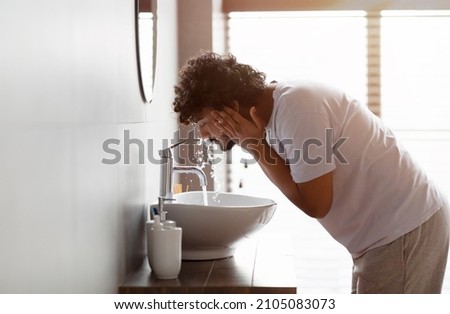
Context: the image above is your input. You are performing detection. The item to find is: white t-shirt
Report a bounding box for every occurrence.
[267,80,447,257]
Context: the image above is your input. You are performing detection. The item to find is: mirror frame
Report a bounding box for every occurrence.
[135,0,157,103]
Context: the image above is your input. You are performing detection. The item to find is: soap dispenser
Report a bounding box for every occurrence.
[146,211,182,280]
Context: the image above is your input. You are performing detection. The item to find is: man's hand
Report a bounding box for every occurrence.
[211,105,265,153]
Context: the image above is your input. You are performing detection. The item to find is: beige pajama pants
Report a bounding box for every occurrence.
[352,205,450,294]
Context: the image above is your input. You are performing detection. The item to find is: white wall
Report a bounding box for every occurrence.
[0,0,178,293]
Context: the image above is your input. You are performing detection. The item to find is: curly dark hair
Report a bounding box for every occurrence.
[173,51,266,125]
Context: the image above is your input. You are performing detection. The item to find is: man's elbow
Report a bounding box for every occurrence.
[303,202,332,219]
[295,172,334,219]
[313,203,332,218]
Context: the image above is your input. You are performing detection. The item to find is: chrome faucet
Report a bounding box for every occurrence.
[159,139,207,201]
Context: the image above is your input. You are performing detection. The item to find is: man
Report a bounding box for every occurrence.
[173,51,449,293]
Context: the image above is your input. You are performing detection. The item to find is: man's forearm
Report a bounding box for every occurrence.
[246,139,304,210]
[245,139,333,218]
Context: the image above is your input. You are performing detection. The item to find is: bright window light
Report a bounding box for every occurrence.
[380,11,450,130]
[228,11,367,104]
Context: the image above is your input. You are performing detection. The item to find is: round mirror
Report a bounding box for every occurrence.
[136,0,157,103]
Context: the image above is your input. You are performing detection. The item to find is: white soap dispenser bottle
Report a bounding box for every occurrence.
[146,213,182,280]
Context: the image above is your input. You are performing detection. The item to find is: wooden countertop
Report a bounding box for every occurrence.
[119,234,297,294]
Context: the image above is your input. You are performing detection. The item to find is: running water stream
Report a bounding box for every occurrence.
[199,138,225,206]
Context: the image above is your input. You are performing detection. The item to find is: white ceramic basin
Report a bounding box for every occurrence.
[154,191,276,260]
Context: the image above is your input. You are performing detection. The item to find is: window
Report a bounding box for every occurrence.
[228,11,367,104]
[380,11,450,200]
[381,11,450,130]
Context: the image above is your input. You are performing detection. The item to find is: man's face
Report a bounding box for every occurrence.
[196,108,236,151]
